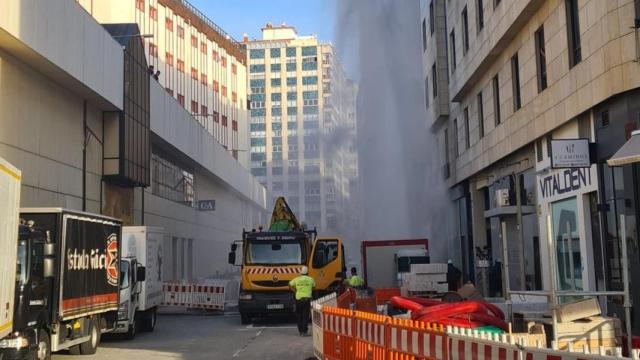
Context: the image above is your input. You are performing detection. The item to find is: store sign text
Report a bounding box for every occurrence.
[539,168,592,199]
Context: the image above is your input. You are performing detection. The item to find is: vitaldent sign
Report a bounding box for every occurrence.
[551,138,591,168]
[538,167,595,200]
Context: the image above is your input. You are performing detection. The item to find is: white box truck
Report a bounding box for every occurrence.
[0,158,20,341]
[361,239,429,289]
[115,226,164,339]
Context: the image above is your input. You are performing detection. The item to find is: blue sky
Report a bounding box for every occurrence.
[189,0,336,44]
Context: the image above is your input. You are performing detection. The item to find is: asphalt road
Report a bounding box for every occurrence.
[53,313,315,360]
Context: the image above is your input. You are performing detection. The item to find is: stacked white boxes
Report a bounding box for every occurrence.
[402,263,448,293]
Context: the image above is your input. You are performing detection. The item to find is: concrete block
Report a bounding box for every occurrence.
[410,263,447,274]
[556,298,601,323]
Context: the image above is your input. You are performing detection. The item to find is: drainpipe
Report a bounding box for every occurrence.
[82,100,87,211]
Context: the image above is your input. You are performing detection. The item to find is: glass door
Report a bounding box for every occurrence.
[551,197,583,291]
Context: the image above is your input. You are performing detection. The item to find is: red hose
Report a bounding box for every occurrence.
[403,297,442,307]
[411,301,486,321]
[390,296,423,312]
[391,296,506,331]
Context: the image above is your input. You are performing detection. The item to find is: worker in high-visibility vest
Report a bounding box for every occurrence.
[289,266,315,336]
[345,267,365,287]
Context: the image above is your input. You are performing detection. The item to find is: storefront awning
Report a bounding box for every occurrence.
[607,130,640,166]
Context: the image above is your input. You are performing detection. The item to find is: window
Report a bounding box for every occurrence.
[511,53,521,111]
[422,18,427,51]
[149,5,157,20]
[449,30,456,72]
[271,63,281,72]
[136,0,144,12]
[271,48,281,58]
[271,78,281,87]
[477,0,484,32]
[429,1,435,34]
[493,75,501,125]
[453,118,459,157]
[149,43,158,57]
[250,64,265,73]
[536,139,543,162]
[301,46,317,56]
[565,0,581,68]
[424,76,430,109]
[286,47,296,57]
[462,6,469,54]
[286,62,297,71]
[431,63,437,98]
[177,25,184,38]
[165,52,174,66]
[152,152,195,207]
[201,105,208,116]
[302,76,317,85]
[444,128,450,165]
[250,49,265,59]
[191,100,198,114]
[191,35,197,48]
[221,57,227,67]
[190,67,198,80]
[535,26,547,92]
[477,92,484,138]
[464,107,470,149]
[166,17,173,31]
[232,64,237,75]
[177,59,184,72]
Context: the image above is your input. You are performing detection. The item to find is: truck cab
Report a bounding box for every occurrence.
[229,231,345,324]
[116,258,145,339]
[1,225,53,360]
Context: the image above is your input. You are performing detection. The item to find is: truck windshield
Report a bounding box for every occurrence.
[246,240,304,265]
[120,260,130,289]
[16,239,28,285]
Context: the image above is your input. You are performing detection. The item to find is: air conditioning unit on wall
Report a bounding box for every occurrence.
[495,189,511,207]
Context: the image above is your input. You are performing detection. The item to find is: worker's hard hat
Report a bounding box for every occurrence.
[300,266,308,275]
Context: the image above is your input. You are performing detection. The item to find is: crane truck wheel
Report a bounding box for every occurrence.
[240,312,252,325]
[35,329,51,360]
[79,320,100,355]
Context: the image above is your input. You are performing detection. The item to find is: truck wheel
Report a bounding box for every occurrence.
[79,320,100,355]
[240,312,252,325]
[35,329,51,360]
[142,308,157,332]
[125,318,137,340]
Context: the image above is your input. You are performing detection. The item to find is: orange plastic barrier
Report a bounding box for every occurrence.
[354,311,387,360]
[375,288,401,306]
[387,318,448,360]
[322,307,449,360]
[323,306,356,360]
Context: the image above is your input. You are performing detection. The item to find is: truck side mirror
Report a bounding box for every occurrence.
[228,251,236,265]
[44,243,56,256]
[136,266,146,282]
[44,258,55,278]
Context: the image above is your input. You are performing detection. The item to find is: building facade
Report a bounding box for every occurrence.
[245,25,358,232]
[0,0,265,283]
[79,0,249,167]
[421,0,640,333]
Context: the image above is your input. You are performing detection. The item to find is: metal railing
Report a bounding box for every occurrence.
[174,0,243,50]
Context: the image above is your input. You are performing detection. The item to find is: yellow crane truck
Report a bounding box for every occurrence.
[228,197,345,324]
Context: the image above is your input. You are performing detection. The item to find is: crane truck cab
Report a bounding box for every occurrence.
[228,197,345,324]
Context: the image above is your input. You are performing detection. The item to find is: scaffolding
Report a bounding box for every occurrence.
[502,213,633,354]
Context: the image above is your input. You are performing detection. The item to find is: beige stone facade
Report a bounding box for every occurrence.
[421,0,640,325]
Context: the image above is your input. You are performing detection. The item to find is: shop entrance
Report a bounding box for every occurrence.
[550,197,583,292]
